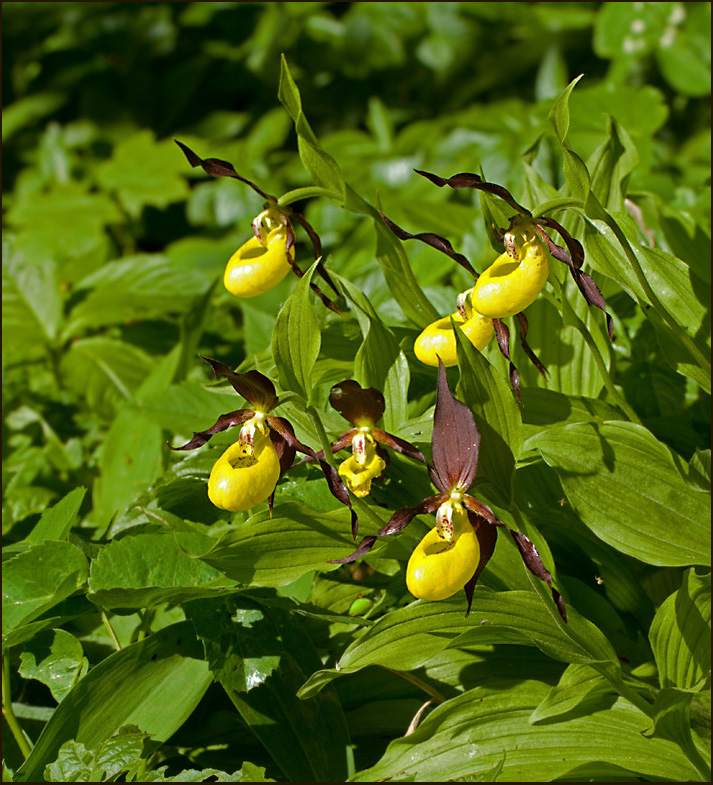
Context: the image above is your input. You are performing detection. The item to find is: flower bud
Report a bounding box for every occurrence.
[414,311,494,367]
[470,220,548,318]
[406,507,480,601]
[207,431,281,511]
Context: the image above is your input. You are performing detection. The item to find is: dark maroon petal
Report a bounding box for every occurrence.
[269,418,297,477]
[414,170,532,218]
[535,218,584,270]
[284,253,343,315]
[329,380,385,426]
[169,409,254,451]
[492,319,522,404]
[290,210,340,296]
[515,312,549,379]
[572,269,615,341]
[372,428,425,463]
[431,359,480,493]
[327,535,378,564]
[379,212,478,278]
[266,415,315,458]
[462,495,502,527]
[174,139,271,200]
[319,458,359,538]
[379,493,445,537]
[509,529,567,622]
[463,513,498,616]
[200,356,279,411]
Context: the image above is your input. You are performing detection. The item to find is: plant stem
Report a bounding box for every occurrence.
[102,611,122,651]
[2,650,33,759]
[542,289,642,425]
[382,666,446,704]
[278,186,343,206]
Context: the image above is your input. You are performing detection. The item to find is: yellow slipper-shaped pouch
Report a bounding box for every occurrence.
[406,511,480,601]
[414,311,494,367]
[208,434,281,511]
[223,226,294,298]
[470,224,549,318]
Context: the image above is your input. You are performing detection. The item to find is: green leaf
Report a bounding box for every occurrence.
[271,260,321,403]
[143,763,275,782]
[2,541,89,641]
[187,595,350,782]
[88,532,235,610]
[60,337,155,419]
[350,680,699,782]
[300,586,618,698]
[529,664,613,724]
[649,569,711,690]
[92,407,164,531]
[14,622,212,783]
[201,502,357,587]
[19,629,89,704]
[95,130,190,217]
[65,256,210,338]
[454,323,522,508]
[44,726,150,783]
[547,74,584,144]
[530,421,711,566]
[26,488,86,545]
[2,91,66,141]
[383,350,411,435]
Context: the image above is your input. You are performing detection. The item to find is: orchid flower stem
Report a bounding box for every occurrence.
[2,650,33,759]
[382,666,447,704]
[102,611,122,651]
[542,290,642,426]
[306,406,386,531]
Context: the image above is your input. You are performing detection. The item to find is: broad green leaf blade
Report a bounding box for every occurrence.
[188,595,350,782]
[271,260,321,403]
[350,680,699,782]
[18,629,89,703]
[529,664,613,724]
[383,350,411,435]
[649,569,711,690]
[454,324,522,507]
[530,421,711,566]
[26,487,86,545]
[87,532,235,610]
[2,541,89,640]
[300,587,618,699]
[92,406,164,531]
[201,502,357,587]
[14,622,212,783]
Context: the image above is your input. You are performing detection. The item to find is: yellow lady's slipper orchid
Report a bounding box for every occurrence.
[338,431,387,498]
[207,430,280,511]
[414,310,494,367]
[223,208,294,298]
[406,502,480,601]
[470,218,548,318]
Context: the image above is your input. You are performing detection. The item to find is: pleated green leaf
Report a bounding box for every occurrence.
[530,421,711,566]
[14,622,212,783]
[350,680,699,782]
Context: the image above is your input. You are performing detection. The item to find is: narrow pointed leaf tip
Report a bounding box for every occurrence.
[329,380,385,426]
[200,356,279,411]
[431,359,480,493]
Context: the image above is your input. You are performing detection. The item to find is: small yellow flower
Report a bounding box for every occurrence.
[414,310,494,367]
[406,500,480,601]
[338,431,387,498]
[470,217,549,318]
[208,428,281,512]
[223,207,294,298]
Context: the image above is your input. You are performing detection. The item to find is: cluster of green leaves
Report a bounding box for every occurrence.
[3,3,710,783]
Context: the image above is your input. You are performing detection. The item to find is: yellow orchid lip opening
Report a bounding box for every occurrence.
[223,224,294,298]
[406,504,480,601]
[207,432,281,511]
[414,310,494,367]
[470,222,549,318]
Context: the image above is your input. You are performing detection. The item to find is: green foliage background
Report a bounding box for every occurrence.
[2,2,710,783]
